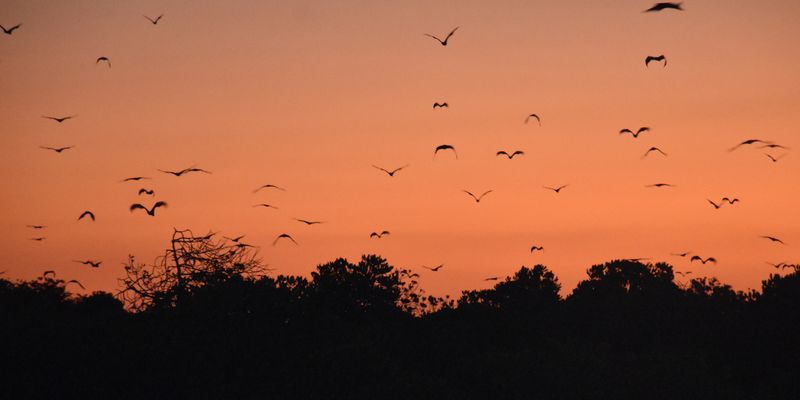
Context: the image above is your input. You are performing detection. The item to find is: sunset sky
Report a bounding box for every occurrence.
[1,0,798,297]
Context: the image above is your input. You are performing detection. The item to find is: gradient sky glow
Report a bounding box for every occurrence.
[1,0,798,297]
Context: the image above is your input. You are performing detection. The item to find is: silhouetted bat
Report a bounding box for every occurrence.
[370,231,391,239]
[646,183,674,188]
[728,139,772,152]
[424,26,459,46]
[273,233,298,246]
[144,14,163,25]
[40,146,74,153]
[253,184,286,193]
[130,201,167,216]
[643,147,667,158]
[434,144,458,159]
[644,2,683,12]
[620,127,650,138]
[761,236,785,245]
[295,219,325,225]
[690,256,716,264]
[138,188,155,196]
[42,115,76,123]
[463,190,493,203]
[96,57,111,68]
[544,185,569,193]
[372,165,409,176]
[422,264,444,271]
[253,204,278,209]
[1,23,22,35]
[525,114,541,126]
[496,151,524,159]
[78,211,95,221]
[530,246,544,253]
[73,260,102,268]
[645,55,667,67]
[432,102,449,109]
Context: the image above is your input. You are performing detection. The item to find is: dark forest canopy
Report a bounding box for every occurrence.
[2,232,799,399]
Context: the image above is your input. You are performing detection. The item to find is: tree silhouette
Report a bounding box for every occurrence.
[119,228,268,311]
[459,265,560,313]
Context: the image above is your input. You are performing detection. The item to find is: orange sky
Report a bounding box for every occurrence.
[1,0,798,297]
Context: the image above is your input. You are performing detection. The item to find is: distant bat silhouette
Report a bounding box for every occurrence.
[642,147,667,158]
[620,127,650,138]
[122,176,150,182]
[760,143,790,150]
[707,199,723,209]
[424,26,459,46]
[40,146,74,153]
[434,144,458,159]
[73,260,102,268]
[78,211,95,221]
[372,165,408,177]
[253,184,286,193]
[65,279,85,290]
[525,114,541,126]
[1,23,22,35]
[671,251,691,257]
[721,197,739,205]
[43,270,56,277]
[144,14,163,25]
[760,236,786,245]
[273,233,298,246]
[96,57,111,68]
[766,262,787,269]
[27,225,46,229]
[484,277,499,281]
[423,264,444,272]
[690,256,716,264]
[645,55,667,67]
[29,237,46,241]
[224,235,246,242]
[463,190,493,203]
[646,183,674,188]
[432,102,449,109]
[496,150,524,159]
[765,153,786,163]
[130,201,167,216]
[728,139,772,152]
[645,2,683,12]
[138,188,155,196]
[530,246,544,253]
[543,185,569,193]
[370,231,391,239]
[253,204,278,209]
[42,115,76,123]
[295,218,325,225]
[159,167,211,176]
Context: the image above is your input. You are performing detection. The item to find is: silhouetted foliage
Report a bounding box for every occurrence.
[3,251,800,399]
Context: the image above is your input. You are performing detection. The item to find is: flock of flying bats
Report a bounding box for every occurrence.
[7,2,795,288]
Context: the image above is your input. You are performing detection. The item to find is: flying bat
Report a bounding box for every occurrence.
[96,56,111,68]
[422,264,445,272]
[273,233,298,246]
[424,26,459,46]
[620,127,650,138]
[372,165,408,177]
[525,114,541,126]
[463,190,493,203]
[496,150,524,159]
[434,144,458,159]
[642,147,667,158]
[729,139,773,152]
[644,2,683,12]
[78,211,95,221]
[690,256,716,264]
[1,23,22,35]
[130,201,167,216]
[543,185,569,193]
[760,236,786,245]
[73,260,102,268]
[530,246,544,253]
[295,218,325,225]
[645,55,667,67]
[40,146,74,153]
[138,188,155,196]
[253,184,286,193]
[432,102,449,109]
[370,231,391,239]
[144,14,163,25]
[646,183,674,188]
[42,115,76,123]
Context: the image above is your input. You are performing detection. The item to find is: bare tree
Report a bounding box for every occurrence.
[119,228,268,311]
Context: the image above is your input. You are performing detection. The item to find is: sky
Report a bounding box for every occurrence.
[1,0,798,297]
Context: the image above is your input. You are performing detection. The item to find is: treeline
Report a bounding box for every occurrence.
[2,252,799,399]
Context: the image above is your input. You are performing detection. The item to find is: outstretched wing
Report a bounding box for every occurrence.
[424,33,443,43]
[152,201,168,210]
[130,204,147,212]
[496,151,509,158]
[444,26,460,41]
